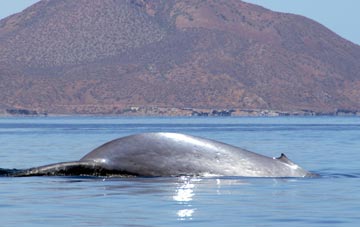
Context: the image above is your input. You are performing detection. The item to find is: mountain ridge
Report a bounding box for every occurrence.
[1,0,360,115]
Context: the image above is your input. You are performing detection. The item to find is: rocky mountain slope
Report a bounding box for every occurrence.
[1,0,360,115]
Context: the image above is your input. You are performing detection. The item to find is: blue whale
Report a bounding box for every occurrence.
[1,132,316,177]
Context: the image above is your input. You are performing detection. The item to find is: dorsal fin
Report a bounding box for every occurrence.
[276,153,295,165]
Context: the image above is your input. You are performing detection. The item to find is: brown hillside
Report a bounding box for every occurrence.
[1,0,360,114]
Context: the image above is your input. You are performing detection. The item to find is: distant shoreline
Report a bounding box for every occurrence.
[1,107,359,117]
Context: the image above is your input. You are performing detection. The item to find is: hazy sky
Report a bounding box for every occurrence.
[0,0,39,19]
[244,0,360,45]
[0,0,359,45]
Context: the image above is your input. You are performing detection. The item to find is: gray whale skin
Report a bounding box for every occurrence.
[2,132,316,177]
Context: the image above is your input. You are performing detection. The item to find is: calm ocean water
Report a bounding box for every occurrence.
[0,116,359,226]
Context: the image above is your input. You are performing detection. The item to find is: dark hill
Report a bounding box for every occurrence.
[1,0,360,115]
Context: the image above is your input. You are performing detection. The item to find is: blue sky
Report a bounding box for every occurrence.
[0,0,359,45]
[0,0,39,19]
[244,0,360,45]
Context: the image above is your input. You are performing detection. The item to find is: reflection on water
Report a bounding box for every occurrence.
[1,117,360,226]
[172,177,250,221]
[173,177,198,220]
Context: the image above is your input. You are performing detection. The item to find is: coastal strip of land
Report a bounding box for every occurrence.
[1,106,358,117]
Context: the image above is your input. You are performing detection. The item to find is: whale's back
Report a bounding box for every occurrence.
[80,132,311,177]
